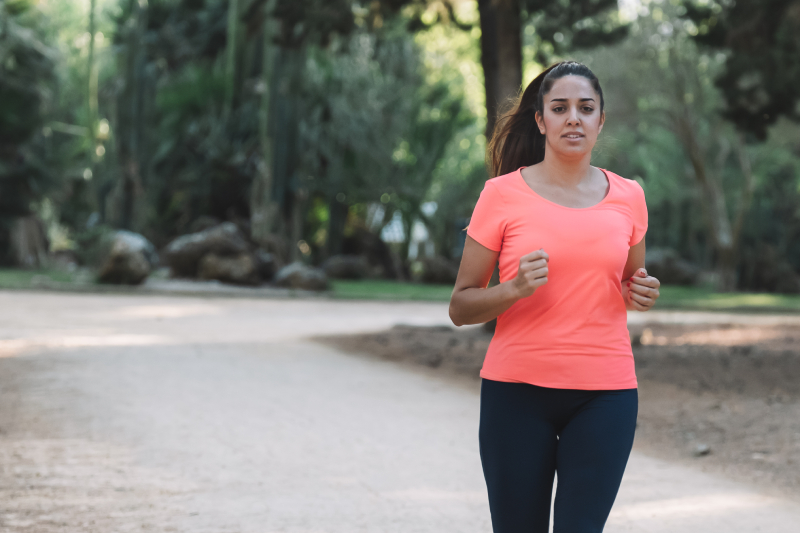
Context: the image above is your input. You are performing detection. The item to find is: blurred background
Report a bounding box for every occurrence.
[2,0,800,303]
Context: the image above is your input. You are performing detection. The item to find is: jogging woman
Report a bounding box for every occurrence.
[449,61,661,533]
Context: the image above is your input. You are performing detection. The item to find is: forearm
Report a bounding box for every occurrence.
[621,280,637,311]
[449,281,521,326]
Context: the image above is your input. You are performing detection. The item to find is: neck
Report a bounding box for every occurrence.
[540,150,593,186]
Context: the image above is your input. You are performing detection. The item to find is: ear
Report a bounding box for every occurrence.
[535,110,545,135]
[598,110,605,134]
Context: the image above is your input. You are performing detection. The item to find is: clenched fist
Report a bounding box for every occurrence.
[511,248,549,299]
[626,268,660,311]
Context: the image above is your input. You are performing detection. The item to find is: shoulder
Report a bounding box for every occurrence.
[482,169,521,200]
[602,168,645,199]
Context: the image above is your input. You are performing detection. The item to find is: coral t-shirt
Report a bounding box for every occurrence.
[466,167,647,390]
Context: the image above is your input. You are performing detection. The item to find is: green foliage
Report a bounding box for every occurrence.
[0,0,58,262]
[273,0,356,47]
[683,0,800,139]
[295,27,474,257]
[71,223,116,267]
[144,64,259,241]
[524,0,629,65]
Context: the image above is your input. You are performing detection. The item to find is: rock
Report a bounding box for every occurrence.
[198,253,259,285]
[97,231,155,285]
[254,250,279,281]
[163,222,250,277]
[411,256,459,284]
[693,443,711,457]
[321,254,370,280]
[274,262,329,291]
[645,248,699,285]
[117,230,159,267]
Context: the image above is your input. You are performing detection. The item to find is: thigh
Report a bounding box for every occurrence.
[552,389,638,533]
[479,379,558,533]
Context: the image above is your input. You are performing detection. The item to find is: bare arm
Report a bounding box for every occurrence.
[449,235,549,326]
[621,237,660,311]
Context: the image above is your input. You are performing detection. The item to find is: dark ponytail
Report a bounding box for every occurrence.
[486,61,605,178]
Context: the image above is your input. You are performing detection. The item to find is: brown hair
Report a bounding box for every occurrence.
[486,61,605,178]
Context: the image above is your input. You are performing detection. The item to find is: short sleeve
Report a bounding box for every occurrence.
[466,180,506,252]
[629,181,648,246]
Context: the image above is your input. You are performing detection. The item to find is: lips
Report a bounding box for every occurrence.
[562,132,584,139]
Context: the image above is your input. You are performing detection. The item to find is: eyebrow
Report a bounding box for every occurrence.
[550,98,595,102]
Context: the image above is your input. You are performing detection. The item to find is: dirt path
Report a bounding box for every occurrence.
[1,291,799,532]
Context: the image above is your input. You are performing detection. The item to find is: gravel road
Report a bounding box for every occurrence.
[1,291,799,532]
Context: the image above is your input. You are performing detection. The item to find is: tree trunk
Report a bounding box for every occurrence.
[290,188,307,263]
[326,196,347,258]
[117,0,147,230]
[10,216,49,269]
[251,1,279,245]
[86,0,97,155]
[224,0,241,116]
[673,114,753,291]
[478,0,522,141]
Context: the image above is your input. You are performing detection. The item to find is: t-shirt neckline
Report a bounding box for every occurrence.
[516,166,613,211]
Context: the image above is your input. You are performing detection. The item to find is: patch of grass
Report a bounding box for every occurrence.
[0,268,90,289]
[331,279,800,312]
[330,279,454,301]
[656,285,800,312]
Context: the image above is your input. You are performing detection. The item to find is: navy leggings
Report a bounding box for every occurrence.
[479,378,638,533]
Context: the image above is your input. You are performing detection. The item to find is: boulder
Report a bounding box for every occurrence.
[118,230,159,267]
[274,262,329,291]
[198,253,259,285]
[163,222,250,277]
[411,256,459,285]
[321,254,370,280]
[644,248,699,286]
[97,231,155,285]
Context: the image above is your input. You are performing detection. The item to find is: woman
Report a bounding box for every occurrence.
[449,61,661,533]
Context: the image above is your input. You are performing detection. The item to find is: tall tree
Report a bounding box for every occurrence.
[478,0,521,139]
[116,0,149,230]
[683,0,800,140]
[0,0,57,264]
[250,0,279,245]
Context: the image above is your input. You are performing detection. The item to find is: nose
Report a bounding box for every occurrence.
[567,106,580,125]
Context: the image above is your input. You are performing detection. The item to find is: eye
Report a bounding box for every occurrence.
[552,106,565,112]
[582,106,595,112]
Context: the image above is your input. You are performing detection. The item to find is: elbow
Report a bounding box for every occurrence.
[448,300,464,327]
[449,307,462,327]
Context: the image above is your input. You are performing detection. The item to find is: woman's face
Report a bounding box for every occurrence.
[535,75,604,160]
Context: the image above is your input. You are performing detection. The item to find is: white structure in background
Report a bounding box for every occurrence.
[368,201,438,259]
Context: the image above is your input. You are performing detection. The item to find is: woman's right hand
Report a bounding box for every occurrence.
[511,249,549,299]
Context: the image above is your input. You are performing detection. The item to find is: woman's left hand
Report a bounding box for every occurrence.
[626,268,660,311]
